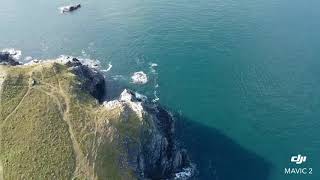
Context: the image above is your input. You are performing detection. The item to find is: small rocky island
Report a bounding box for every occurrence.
[60,4,81,13]
[0,52,193,179]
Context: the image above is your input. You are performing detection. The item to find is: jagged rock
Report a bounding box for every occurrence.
[105,89,193,179]
[140,104,192,179]
[0,51,20,66]
[66,58,106,102]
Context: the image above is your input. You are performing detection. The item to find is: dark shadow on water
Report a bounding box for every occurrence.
[103,76,128,101]
[174,114,272,180]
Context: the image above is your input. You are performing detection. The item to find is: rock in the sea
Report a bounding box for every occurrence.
[131,71,148,84]
[0,58,194,179]
[60,4,81,13]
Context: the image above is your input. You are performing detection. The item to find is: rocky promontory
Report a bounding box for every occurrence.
[0,54,194,179]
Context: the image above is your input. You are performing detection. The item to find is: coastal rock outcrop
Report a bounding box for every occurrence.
[139,104,193,179]
[104,89,193,179]
[0,57,193,179]
[131,71,148,84]
[0,49,21,66]
[65,58,106,102]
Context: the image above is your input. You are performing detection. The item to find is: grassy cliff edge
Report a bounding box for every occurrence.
[0,58,193,179]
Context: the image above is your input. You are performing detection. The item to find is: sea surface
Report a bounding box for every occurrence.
[1,0,319,179]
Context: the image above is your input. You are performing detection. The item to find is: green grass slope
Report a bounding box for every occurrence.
[0,62,144,179]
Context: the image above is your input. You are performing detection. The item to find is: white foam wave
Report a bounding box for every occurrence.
[152,90,160,103]
[57,55,101,69]
[150,63,158,67]
[149,63,158,74]
[22,55,102,71]
[131,71,148,84]
[174,166,194,180]
[1,52,113,76]
[106,63,112,72]
[100,63,112,73]
[24,56,33,61]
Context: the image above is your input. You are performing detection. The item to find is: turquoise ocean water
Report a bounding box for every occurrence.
[1,0,319,179]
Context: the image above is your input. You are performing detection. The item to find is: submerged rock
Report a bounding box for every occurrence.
[0,58,194,179]
[131,71,148,84]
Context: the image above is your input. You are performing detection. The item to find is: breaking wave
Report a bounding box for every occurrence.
[174,166,195,180]
[131,71,148,84]
[149,63,158,74]
[149,62,160,102]
[106,63,112,72]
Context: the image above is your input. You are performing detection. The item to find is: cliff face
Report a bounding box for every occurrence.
[0,57,193,179]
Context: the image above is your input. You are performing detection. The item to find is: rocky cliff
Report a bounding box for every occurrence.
[0,55,193,179]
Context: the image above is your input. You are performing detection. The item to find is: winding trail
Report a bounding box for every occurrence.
[0,66,98,179]
[35,77,96,178]
[57,79,96,179]
[0,68,6,97]
[0,160,3,180]
[37,66,96,178]
[0,71,33,178]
